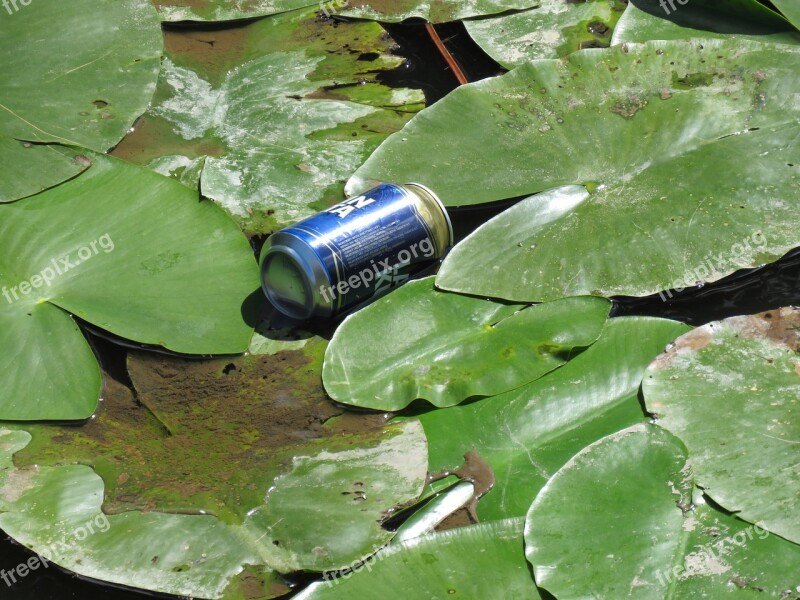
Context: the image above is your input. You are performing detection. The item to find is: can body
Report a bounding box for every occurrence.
[261,183,453,319]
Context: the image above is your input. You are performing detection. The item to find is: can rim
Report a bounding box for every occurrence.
[405,182,454,248]
[261,245,315,320]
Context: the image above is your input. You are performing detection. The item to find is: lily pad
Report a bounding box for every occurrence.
[354,38,800,302]
[116,8,424,234]
[0,345,429,598]
[323,277,610,411]
[612,0,800,46]
[293,519,541,599]
[771,0,800,30]
[0,136,87,203]
[464,0,628,69]
[643,308,800,545]
[525,425,800,598]
[417,316,691,519]
[0,0,162,202]
[0,154,259,421]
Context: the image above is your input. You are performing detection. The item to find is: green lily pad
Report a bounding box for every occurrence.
[338,0,539,23]
[525,425,800,598]
[418,316,691,519]
[323,277,610,411]
[293,519,541,599]
[0,0,162,202]
[0,154,259,421]
[464,0,628,69]
[0,136,87,202]
[612,0,800,46]
[771,0,800,30]
[116,8,424,234]
[0,345,429,598]
[356,38,800,302]
[643,308,800,545]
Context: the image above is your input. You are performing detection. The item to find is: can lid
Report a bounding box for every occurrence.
[262,247,315,320]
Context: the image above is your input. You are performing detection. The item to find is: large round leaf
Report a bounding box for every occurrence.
[525,425,800,598]
[0,154,259,421]
[613,0,799,46]
[643,308,800,545]
[418,316,691,519]
[117,8,424,233]
[0,0,162,201]
[465,0,628,69]
[323,277,610,411]
[348,39,800,302]
[294,519,541,599]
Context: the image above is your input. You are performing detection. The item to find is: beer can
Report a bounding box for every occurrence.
[261,183,453,320]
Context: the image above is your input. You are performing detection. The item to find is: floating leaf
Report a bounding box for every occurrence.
[116,8,424,233]
[0,135,87,202]
[354,38,800,302]
[0,346,428,598]
[0,0,162,201]
[294,519,541,599]
[418,316,690,519]
[612,0,799,45]
[338,0,540,23]
[464,0,628,69]
[643,308,800,545]
[323,277,610,411]
[525,425,800,598]
[0,154,259,421]
[762,0,800,31]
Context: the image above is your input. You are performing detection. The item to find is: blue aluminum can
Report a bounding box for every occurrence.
[261,183,453,319]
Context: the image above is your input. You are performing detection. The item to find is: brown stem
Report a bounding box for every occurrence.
[425,23,469,86]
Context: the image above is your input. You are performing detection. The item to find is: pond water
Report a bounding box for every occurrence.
[3,14,799,600]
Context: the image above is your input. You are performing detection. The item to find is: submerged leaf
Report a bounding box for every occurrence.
[0,346,429,598]
[0,0,162,201]
[643,308,800,545]
[418,316,691,519]
[525,425,800,598]
[323,277,610,411]
[116,8,424,233]
[294,519,541,599]
[0,154,259,420]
